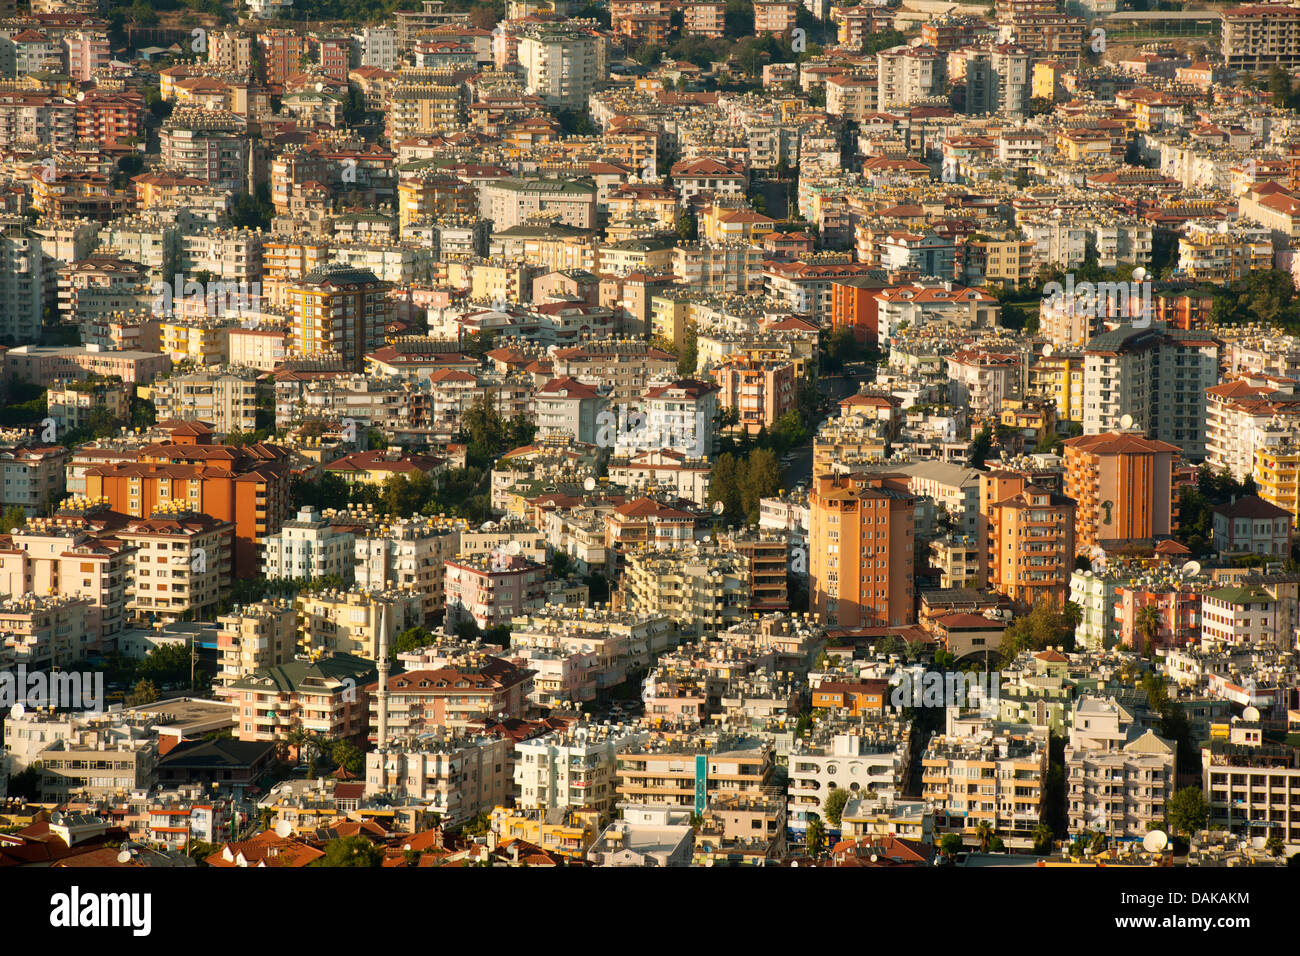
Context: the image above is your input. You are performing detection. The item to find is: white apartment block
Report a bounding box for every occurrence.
[152,369,260,437]
[788,732,907,825]
[353,516,461,622]
[354,26,398,71]
[261,505,358,583]
[1066,730,1175,837]
[365,734,514,825]
[517,27,601,110]
[515,723,650,814]
[877,44,946,112]
[1082,324,1220,459]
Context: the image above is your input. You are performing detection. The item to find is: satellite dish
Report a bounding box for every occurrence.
[274,819,293,838]
[1181,560,1201,577]
[1243,705,1260,721]
[583,476,596,491]
[50,811,64,825]
[1251,835,1268,851]
[1131,267,1147,283]
[117,849,132,864]
[1142,830,1168,852]
[10,703,24,719]
[1119,414,1134,430]
[505,540,522,556]
[712,501,725,515]
[315,82,325,93]
[1041,343,1054,357]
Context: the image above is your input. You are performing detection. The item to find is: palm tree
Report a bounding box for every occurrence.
[1135,604,1161,656]
[1032,822,1055,855]
[975,820,995,853]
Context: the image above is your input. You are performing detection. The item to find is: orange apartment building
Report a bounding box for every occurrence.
[810,678,889,715]
[810,473,916,628]
[979,472,1075,609]
[711,356,798,434]
[83,422,291,577]
[1062,432,1179,554]
[830,276,891,344]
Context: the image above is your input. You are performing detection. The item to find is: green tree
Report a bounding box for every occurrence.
[330,740,364,775]
[0,505,27,533]
[312,835,384,867]
[1032,822,1055,854]
[805,815,825,856]
[939,833,964,856]
[1135,604,1162,655]
[974,820,995,853]
[393,626,432,657]
[968,426,993,467]
[1167,786,1209,837]
[126,679,159,707]
[824,787,850,828]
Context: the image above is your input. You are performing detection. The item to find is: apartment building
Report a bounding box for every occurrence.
[753,0,799,34]
[622,547,750,637]
[151,369,260,437]
[1177,220,1273,284]
[712,357,796,435]
[1066,725,1176,838]
[36,722,157,801]
[1211,496,1292,557]
[286,265,391,372]
[980,471,1075,609]
[222,654,378,745]
[0,217,43,352]
[1203,722,1300,846]
[444,553,547,631]
[682,1,726,37]
[517,26,602,110]
[45,378,130,433]
[877,44,946,111]
[1062,432,1179,554]
[159,108,248,193]
[368,655,535,738]
[354,515,461,622]
[788,731,907,829]
[0,512,133,647]
[921,730,1047,847]
[515,722,650,814]
[83,428,291,577]
[1221,3,1300,70]
[0,594,91,669]
[809,473,916,628]
[365,733,514,826]
[534,377,607,445]
[1082,324,1221,459]
[216,600,297,687]
[481,177,598,231]
[616,736,775,812]
[261,505,357,583]
[295,586,424,659]
[116,507,235,623]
